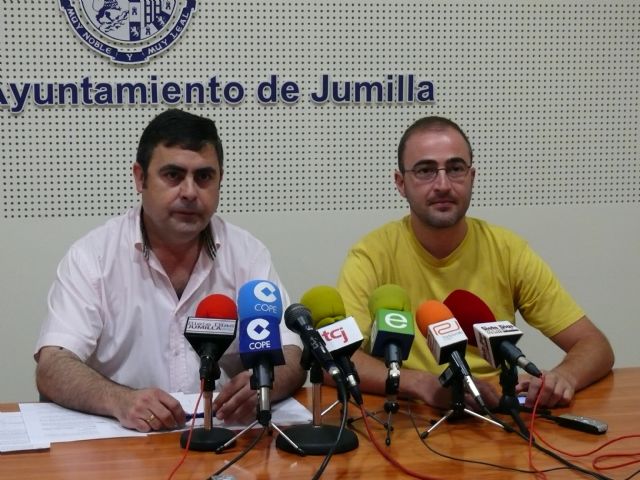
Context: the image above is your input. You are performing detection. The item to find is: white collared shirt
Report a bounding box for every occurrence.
[35,206,301,393]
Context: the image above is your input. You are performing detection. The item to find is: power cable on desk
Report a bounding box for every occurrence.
[207,426,267,479]
[624,466,640,480]
[405,401,571,477]
[311,380,351,480]
[359,402,440,479]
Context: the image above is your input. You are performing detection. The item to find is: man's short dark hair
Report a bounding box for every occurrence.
[397,116,473,172]
[136,109,224,176]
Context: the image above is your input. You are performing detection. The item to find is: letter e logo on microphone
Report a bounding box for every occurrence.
[247,318,270,341]
[384,312,408,330]
[254,281,278,303]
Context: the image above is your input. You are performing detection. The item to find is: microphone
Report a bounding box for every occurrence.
[284,303,344,385]
[444,289,542,377]
[237,280,286,424]
[182,294,238,451]
[301,285,364,405]
[184,294,238,389]
[473,321,542,378]
[368,284,415,370]
[416,300,486,409]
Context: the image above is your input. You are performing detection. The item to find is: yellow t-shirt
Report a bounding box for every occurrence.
[337,216,584,378]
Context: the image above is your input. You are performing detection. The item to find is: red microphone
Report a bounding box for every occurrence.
[195,294,238,319]
[443,289,495,346]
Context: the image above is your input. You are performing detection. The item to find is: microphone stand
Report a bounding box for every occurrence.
[180,354,236,451]
[421,361,503,438]
[346,361,400,445]
[497,361,531,437]
[216,361,302,454]
[275,349,359,455]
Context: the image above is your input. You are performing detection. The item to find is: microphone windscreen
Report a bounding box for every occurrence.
[301,285,346,329]
[195,294,238,319]
[415,300,454,337]
[367,284,411,317]
[444,290,495,347]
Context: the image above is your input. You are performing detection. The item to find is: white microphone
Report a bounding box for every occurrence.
[416,300,486,409]
[473,321,542,377]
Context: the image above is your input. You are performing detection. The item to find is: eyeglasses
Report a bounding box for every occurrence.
[403,161,471,182]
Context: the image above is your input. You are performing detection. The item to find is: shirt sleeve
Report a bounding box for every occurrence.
[34,243,104,361]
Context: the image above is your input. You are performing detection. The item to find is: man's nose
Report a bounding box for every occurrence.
[180,177,197,199]
[432,168,452,189]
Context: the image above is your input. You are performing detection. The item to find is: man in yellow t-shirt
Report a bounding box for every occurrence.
[337,116,614,409]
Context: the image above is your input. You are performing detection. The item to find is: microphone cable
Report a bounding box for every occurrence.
[167,379,205,480]
[311,379,350,480]
[528,412,640,475]
[206,425,268,479]
[406,400,572,476]
[359,401,441,479]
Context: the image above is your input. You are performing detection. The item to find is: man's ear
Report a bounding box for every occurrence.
[394,170,407,198]
[132,163,145,193]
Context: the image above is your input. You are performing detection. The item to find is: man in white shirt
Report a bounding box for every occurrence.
[34,109,306,432]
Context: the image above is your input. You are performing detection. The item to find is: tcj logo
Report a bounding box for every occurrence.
[59,0,197,64]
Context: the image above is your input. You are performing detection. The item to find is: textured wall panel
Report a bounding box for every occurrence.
[1,1,638,218]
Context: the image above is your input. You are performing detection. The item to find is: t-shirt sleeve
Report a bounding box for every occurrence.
[512,242,585,338]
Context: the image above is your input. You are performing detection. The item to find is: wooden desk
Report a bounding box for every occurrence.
[2,368,638,480]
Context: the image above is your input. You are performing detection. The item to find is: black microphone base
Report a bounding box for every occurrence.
[275,424,358,455]
[180,427,236,451]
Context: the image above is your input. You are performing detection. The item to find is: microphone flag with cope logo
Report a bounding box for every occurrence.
[237,280,285,367]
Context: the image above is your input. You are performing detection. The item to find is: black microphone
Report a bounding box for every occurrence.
[184,294,238,389]
[301,285,364,405]
[284,303,344,385]
[181,294,238,452]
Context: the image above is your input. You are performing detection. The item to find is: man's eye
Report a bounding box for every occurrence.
[196,172,213,182]
[416,167,436,175]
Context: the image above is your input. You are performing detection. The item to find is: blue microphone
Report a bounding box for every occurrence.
[237,280,285,425]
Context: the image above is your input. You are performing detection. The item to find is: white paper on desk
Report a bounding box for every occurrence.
[19,403,147,444]
[0,412,50,453]
[172,392,312,429]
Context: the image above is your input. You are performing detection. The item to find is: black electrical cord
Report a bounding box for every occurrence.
[311,380,351,480]
[206,425,267,479]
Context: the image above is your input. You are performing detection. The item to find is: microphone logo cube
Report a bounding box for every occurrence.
[427,318,467,365]
[370,309,414,359]
[317,316,363,352]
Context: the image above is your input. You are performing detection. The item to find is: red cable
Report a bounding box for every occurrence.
[360,404,441,480]
[167,379,205,480]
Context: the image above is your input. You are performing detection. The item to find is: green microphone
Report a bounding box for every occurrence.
[368,284,415,365]
[301,285,347,328]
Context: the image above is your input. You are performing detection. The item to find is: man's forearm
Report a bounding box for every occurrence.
[272,345,307,401]
[36,346,132,418]
[549,317,615,392]
[552,333,615,391]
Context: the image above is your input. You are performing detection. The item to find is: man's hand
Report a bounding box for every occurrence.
[35,346,186,432]
[211,371,257,424]
[516,370,576,408]
[112,388,186,432]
